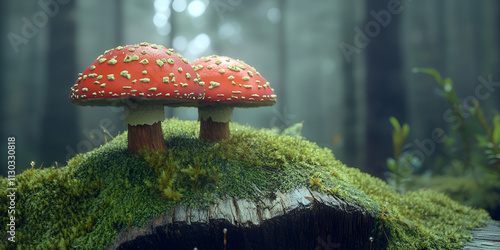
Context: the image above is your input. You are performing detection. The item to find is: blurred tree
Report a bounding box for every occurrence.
[364,0,405,178]
[276,0,287,117]
[40,1,77,165]
[114,0,123,44]
[0,0,5,142]
[2,1,53,175]
[339,0,366,169]
[401,1,447,149]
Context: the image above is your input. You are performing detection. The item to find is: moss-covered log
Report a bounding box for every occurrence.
[109,187,379,250]
[0,119,491,249]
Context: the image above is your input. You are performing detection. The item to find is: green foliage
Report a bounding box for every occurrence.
[414,68,500,176]
[411,68,500,218]
[181,156,221,191]
[281,122,304,138]
[142,150,182,200]
[386,117,414,193]
[413,68,476,172]
[471,100,500,176]
[493,115,500,145]
[412,68,460,107]
[389,116,410,161]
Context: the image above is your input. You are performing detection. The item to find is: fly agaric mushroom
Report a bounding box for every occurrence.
[192,55,277,141]
[70,42,203,154]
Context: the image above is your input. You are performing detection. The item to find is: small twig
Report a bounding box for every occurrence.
[223,228,227,250]
[241,142,254,160]
[100,125,115,140]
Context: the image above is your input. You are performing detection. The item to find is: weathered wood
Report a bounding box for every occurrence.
[108,187,379,250]
[463,222,500,250]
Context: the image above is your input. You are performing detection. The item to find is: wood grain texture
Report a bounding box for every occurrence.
[108,187,379,250]
[463,222,500,250]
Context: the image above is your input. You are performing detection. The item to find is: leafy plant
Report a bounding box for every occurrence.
[386,117,414,193]
[181,156,221,191]
[471,100,500,176]
[412,68,475,171]
[411,68,500,219]
[142,149,182,201]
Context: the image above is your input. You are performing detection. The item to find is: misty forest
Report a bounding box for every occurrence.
[2,0,500,219]
[2,0,500,249]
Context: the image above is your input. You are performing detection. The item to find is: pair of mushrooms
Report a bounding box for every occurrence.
[70,42,277,154]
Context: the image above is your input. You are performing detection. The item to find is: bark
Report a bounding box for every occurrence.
[108,187,381,250]
[127,122,167,154]
[199,118,230,142]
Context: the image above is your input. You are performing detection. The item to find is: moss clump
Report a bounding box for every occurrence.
[0,118,491,249]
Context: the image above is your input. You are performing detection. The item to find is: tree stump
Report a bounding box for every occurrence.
[108,187,380,250]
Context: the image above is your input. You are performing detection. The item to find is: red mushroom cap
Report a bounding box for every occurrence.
[191,55,277,107]
[70,42,203,107]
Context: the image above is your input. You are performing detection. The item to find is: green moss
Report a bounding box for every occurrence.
[0,119,491,249]
[410,175,500,218]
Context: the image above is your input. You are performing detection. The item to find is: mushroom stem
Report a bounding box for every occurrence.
[200,117,230,141]
[198,106,233,141]
[128,121,167,154]
[125,105,167,154]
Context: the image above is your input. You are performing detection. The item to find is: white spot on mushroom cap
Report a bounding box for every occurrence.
[156,59,164,67]
[120,70,131,79]
[208,81,220,89]
[107,57,118,65]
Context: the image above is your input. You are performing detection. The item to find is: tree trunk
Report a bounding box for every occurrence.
[364,1,405,178]
[40,1,77,165]
[339,1,366,169]
[109,187,381,250]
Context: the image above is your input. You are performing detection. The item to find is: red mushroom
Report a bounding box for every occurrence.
[70,42,203,154]
[191,55,277,141]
